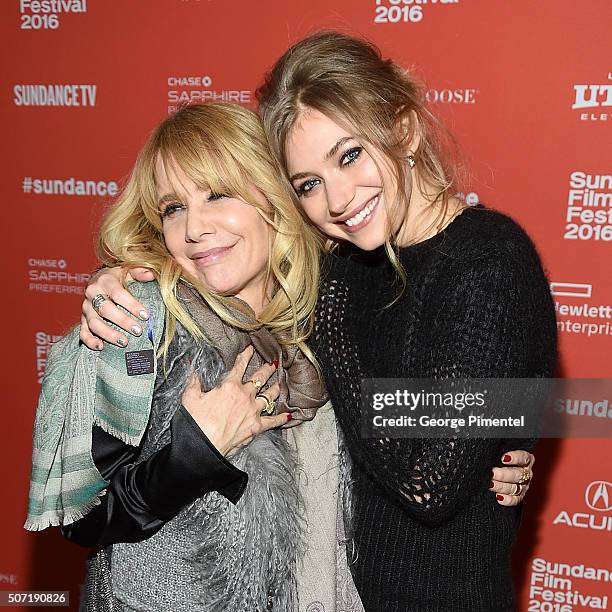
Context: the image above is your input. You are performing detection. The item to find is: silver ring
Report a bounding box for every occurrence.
[92,294,108,314]
[256,395,276,416]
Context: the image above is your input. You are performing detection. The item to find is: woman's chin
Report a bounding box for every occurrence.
[340,230,386,251]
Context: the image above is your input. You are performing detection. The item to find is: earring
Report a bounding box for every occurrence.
[407,155,416,169]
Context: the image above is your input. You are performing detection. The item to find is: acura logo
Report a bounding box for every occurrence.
[585,481,612,512]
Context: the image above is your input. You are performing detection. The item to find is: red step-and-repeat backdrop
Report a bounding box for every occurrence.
[1,1,610,610]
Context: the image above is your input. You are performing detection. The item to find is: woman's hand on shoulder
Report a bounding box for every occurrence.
[181,346,291,457]
[490,450,534,507]
[80,267,154,349]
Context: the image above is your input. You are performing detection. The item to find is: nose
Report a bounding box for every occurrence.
[326,172,356,216]
[184,205,214,242]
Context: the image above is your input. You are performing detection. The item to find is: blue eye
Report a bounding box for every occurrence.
[296,178,320,197]
[341,146,362,166]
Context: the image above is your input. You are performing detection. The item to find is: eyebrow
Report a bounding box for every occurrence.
[288,136,354,183]
[157,193,179,209]
[325,136,353,161]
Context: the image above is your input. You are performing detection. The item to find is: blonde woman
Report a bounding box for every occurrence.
[26,103,338,611]
[80,33,553,611]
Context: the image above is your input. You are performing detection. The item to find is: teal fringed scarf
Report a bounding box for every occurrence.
[25,281,165,530]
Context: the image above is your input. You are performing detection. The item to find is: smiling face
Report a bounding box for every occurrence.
[155,155,273,312]
[285,108,406,251]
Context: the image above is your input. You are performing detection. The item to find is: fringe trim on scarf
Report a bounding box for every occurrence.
[23,490,107,532]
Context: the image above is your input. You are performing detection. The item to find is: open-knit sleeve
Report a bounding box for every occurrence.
[315,233,556,526]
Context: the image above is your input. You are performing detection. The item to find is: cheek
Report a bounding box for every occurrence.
[300,203,320,226]
[162,223,185,261]
[300,194,330,226]
[251,220,273,256]
[161,224,173,251]
[236,206,272,245]
[220,209,242,230]
[361,155,385,184]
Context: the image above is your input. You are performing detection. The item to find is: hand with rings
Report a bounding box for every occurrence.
[91,293,108,314]
[181,345,287,457]
[489,450,534,507]
[80,266,155,350]
[247,378,277,416]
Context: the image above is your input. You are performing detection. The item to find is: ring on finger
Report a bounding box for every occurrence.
[249,378,263,391]
[513,482,522,496]
[92,294,108,314]
[256,395,276,416]
[518,467,531,484]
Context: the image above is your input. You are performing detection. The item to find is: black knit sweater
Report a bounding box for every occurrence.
[312,206,557,612]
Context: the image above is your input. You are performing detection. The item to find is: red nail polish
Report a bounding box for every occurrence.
[496,494,504,501]
[489,481,495,489]
[272,358,279,369]
[286,413,292,421]
[502,454,511,463]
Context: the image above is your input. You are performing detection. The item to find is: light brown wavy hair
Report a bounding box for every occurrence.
[256,30,467,288]
[97,103,321,360]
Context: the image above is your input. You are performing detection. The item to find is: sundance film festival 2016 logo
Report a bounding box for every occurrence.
[167,76,251,115]
[551,282,612,338]
[564,171,612,242]
[36,331,62,383]
[553,480,612,531]
[374,0,459,25]
[13,84,96,107]
[528,557,611,609]
[572,72,612,122]
[28,258,91,295]
[19,0,87,31]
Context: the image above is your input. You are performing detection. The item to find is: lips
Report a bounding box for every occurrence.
[338,193,381,233]
[189,244,235,266]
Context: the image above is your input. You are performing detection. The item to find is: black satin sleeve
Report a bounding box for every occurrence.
[61,405,248,548]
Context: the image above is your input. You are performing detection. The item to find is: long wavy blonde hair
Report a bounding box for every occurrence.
[256,30,467,290]
[97,103,322,360]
